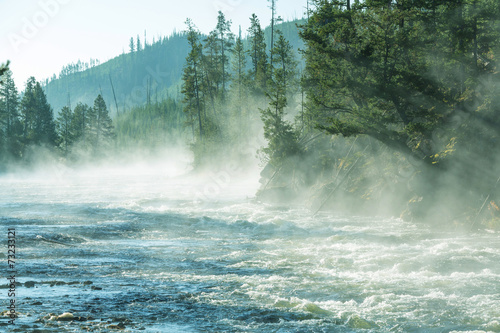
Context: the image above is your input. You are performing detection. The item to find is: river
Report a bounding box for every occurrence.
[1,163,500,332]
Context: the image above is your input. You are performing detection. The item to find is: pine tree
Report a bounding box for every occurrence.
[181,19,204,141]
[136,35,142,52]
[261,31,300,166]
[216,11,234,101]
[231,26,248,134]
[0,61,9,84]
[247,14,268,95]
[56,106,73,155]
[20,77,37,145]
[0,70,21,158]
[129,37,135,53]
[71,102,91,144]
[33,81,57,146]
[20,78,56,147]
[268,0,277,74]
[202,30,220,115]
[89,94,114,153]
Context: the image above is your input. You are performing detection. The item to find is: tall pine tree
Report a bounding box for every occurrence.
[261,31,301,166]
[0,70,21,159]
[247,14,268,95]
[89,94,114,153]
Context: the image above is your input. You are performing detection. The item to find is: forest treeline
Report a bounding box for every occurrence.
[43,20,304,116]
[0,67,186,165]
[2,0,500,228]
[0,70,115,164]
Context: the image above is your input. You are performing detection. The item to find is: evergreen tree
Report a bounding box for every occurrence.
[215,11,234,101]
[33,81,57,146]
[20,77,37,145]
[0,61,9,84]
[89,94,114,152]
[261,31,301,166]
[0,70,21,159]
[129,37,135,53]
[230,26,248,134]
[247,14,268,95]
[268,0,277,74]
[56,106,73,155]
[202,30,220,115]
[71,102,91,144]
[181,19,204,141]
[136,35,142,52]
[20,77,57,147]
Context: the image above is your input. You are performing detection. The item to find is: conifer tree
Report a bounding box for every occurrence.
[231,26,248,132]
[0,70,21,158]
[247,14,268,95]
[89,94,114,152]
[20,77,37,145]
[20,77,57,147]
[268,0,277,74]
[0,61,9,83]
[56,106,73,155]
[216,11,234,101]
[261,31,300,166]
[136,35,142,52]
[181,19,204,141]
[129,37,135,53]
[33,81,57,146]
[71,102,91,144]
[202,30,220,115]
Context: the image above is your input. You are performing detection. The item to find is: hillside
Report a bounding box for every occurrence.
[43,19,305,115]
[44,32,189,116]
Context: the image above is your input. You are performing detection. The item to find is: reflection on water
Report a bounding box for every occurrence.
[1,171,500,332]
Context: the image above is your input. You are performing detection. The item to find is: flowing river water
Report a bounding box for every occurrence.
[1,163,500,332]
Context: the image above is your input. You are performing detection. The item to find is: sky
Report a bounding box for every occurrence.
[0,0,308,89]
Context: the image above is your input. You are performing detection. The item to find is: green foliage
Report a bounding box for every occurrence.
[114,97,185,149]
[0,70,22,160]
[260,30,301,167]
[301,0,498,162]
[71,102,91,144]
[182,19,205,142]
[44,32,189,114]
[89,94,114,152]
[56,106,73,155]
[299,0,500,223]
[21,77,58,147]
[0,61,10,83]
[53,95,115,160]
[247,14,269,95]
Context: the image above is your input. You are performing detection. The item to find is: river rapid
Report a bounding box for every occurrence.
[1,163,500,332]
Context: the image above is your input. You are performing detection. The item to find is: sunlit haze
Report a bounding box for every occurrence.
[0,0,307,88]
[2,2,500,331]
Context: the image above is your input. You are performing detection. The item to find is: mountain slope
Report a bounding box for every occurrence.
[44,19,305,115]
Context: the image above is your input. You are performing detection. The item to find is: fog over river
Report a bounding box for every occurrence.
[1,163,500,332]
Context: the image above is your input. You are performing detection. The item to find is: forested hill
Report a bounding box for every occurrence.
[43,19,305,116]
[43,32,189,116]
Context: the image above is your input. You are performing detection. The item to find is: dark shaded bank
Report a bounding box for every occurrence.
[256,135,500,230]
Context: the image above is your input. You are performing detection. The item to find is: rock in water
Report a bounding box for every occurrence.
[57,312,75,321]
